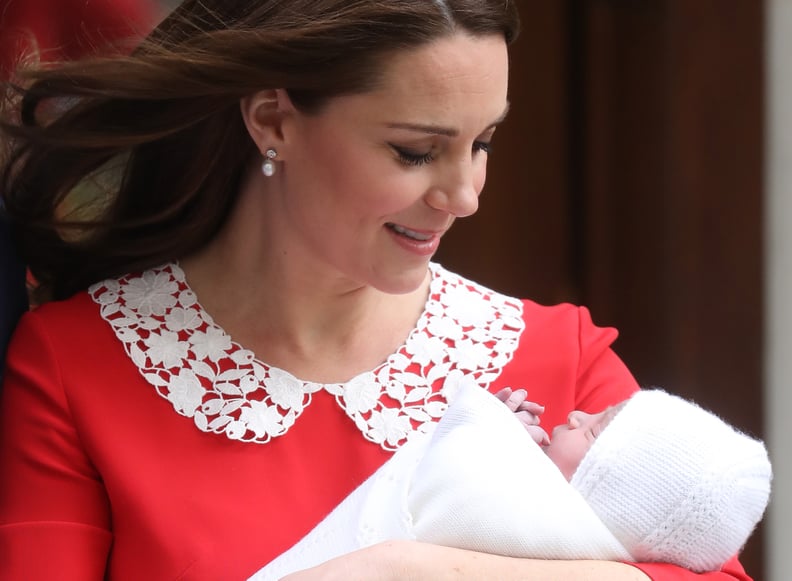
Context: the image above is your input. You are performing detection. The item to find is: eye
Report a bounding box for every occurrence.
[473,140,493,155]
[588,422,604,440]
[391,145,435,167]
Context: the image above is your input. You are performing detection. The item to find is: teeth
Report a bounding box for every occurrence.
[390,224,432,241]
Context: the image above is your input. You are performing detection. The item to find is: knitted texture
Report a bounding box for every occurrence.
[570,390,771,572]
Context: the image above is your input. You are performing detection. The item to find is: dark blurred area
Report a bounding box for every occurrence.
[0,0,159,371]
[437,0,766,577]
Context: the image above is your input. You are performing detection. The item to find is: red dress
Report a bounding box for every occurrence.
[0,264,750,580]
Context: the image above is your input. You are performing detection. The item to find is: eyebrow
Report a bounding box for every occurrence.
[385,102,511,137]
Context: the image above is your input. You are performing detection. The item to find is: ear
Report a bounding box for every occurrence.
[240,89,297,159]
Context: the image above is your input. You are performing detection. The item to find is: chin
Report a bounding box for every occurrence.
[371,263,431,295]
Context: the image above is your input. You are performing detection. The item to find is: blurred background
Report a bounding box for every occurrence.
[438,3,788,580]
[1,1,787,579]
[438,3,789,580]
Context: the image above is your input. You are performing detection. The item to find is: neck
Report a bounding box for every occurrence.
[178,172,431,381]
[181,247,431,382]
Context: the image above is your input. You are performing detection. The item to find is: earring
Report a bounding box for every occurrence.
[262,149,278,177]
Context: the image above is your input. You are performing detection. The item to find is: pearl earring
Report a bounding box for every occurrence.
[262,149,278,177]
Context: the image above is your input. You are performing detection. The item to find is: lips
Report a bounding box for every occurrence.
[387,223,435,242]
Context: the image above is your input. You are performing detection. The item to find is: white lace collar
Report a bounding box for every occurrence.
[89,263,525,451]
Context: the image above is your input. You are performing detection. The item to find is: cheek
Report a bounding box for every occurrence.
[289,147,373,218]
[546,433,588,480]
[297,133,404,209]
[474,159,488,194]
[299,131,357,187]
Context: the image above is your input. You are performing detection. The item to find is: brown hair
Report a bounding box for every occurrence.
[1,0,520,301]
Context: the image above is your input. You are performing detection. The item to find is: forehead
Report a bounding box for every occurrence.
[322,33,510,127]
[380,33,509,97]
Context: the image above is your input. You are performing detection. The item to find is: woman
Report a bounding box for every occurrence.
[0,1,752,579]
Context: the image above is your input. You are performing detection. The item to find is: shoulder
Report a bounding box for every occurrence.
[21,291,103,335]
[9,288,120,369]
[433,263,614,344]
[506,298,620,378]
[433,266,638,417]
[519,298,618,348]
[498,297,637,425]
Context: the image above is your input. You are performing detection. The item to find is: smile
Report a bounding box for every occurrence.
[387,223,434,242]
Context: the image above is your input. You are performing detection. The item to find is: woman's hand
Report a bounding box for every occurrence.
[494,387,550,445]
[279,540,652,580]
[279,541,407,581]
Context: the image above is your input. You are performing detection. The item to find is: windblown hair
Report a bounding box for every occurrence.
[0,0,520,301]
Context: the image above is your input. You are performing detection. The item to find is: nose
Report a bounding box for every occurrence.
[425,160,482,218]
[567,410,590,429]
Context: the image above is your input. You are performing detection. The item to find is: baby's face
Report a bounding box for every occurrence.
[544,405,621,480]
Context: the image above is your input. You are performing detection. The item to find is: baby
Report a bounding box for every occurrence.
[249,385,772,580]
[497,386,772,571]
[494,386,625,479]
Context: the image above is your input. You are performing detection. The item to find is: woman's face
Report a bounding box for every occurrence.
[273,32,510,294]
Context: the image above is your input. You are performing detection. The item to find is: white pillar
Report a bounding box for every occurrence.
[765,2,792,578]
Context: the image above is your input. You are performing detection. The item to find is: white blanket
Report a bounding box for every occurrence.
[248,385,632,581]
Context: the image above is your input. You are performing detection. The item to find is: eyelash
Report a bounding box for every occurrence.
[392,141,493,167]
[474,141,493,155]
[395,148,435,167]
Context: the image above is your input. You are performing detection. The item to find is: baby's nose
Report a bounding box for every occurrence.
[567,410,590,428]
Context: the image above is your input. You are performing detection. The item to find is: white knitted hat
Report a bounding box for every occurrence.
[569,389,771,572]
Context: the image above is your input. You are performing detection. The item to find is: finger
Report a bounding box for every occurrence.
[525,425,550,446]
[504,388,528,410]
[514,410,540,427]
[493,387,513,403]
[517,400,545,417]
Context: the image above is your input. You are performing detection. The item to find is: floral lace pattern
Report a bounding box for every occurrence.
[89,263,525,451]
